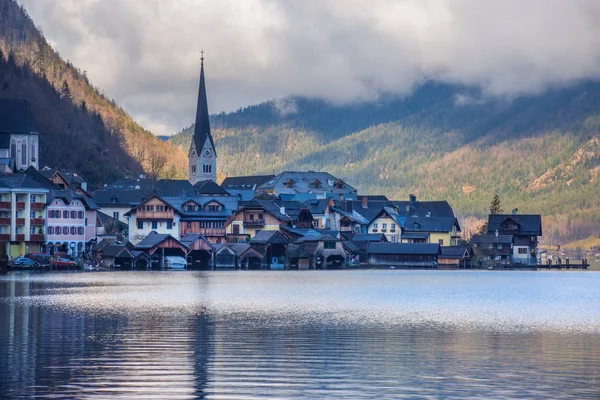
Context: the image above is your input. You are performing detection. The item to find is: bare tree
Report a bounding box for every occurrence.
[147,151,167,181]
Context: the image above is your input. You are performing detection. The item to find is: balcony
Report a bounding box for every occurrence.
[31,218,45,225]
[0,202,10,210]
[30,234,45,242]
[244,218,265,227]
[30,202,45,210]
[0,218,10,225]
[199,228,226,237]
[0,234,10,241]
[137,211,175,220]
[15,218,25,225]
[15,234,24,241]
[15,202,25,210]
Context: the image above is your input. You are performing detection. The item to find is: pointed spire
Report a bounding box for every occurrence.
[192,50,215,155]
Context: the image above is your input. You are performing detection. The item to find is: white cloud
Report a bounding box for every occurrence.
[20,0,600,135]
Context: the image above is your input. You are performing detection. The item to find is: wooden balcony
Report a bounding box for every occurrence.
[199,228,226,237]
[30,202,46,210]
[0,234,10,241]
[0,218,10,225]
[15,234,24,241]
[30,234,45,242]
[244,218,265,227]
[137,211,174,220]
[15,202,25,210]
[15,218,25,225]
[30,218,45,225]
[0,202,10,210]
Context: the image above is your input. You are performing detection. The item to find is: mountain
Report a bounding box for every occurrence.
[168,81,600,244]
[0,0,187,187]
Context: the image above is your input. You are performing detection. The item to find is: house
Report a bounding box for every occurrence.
[471,234,514,264]
[402,216,461,246]
[0,99,40,171]
[180,233,214,270]
[367,207,405,243]
[439,246,472,269]
[125,195,181,245]
[287,244,312,270]
[92,188,147,225]
[249,230,290,270]
[221,175,274,201]
[98,244,136,269]
[226,200,314,239]
[343,233,388,265]
[487,214,542,265]
[134,231,189,269]
[0,173,49,257]
[39,168,88,192]
[295,234,347,269]
[366,242,441,268]
[257,171,358,199]
[45,190,98,256]
[213,243,264,269]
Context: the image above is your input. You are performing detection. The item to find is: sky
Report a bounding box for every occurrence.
[19,0,600,136]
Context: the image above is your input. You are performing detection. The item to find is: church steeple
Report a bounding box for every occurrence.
[189,50,217,184]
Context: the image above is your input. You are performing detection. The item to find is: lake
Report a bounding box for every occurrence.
[1,270,599,399]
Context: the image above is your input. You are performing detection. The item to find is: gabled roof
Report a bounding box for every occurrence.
[154,179,195,196]
[250,230,289,244]
[367,242,441,255]
[221,175,274,189]
[487,214,542,236]
[104,178,155,190]
[296,234,340,243]
[180,233,214,250]
[258,171,357,195]
[194,180,230,195]
[440,246,471,259]
[190,58,216,156]
[96,211,127,231]
[101,245,134,258]
[0,172,49,190]
[48,189,99,210]
[303,198,330,215]
[124,194,182,217]
[135,231,188,250]
[404,216,460,233]
[0,99,38,134]
[393,200,456,218]
[352,233,388,242]
[92,188,148,207]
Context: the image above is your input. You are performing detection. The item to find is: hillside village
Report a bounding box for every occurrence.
[0,55,546,271]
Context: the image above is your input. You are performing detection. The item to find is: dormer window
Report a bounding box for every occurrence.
[110,197,117,204]
[335,180,345,189]
[310,180,321,189]
[285,179,295,189]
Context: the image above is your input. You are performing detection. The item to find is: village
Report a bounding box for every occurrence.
[0,56,551,272]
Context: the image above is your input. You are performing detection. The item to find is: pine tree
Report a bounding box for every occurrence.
[60,80,71,101]
[490,194,503,214]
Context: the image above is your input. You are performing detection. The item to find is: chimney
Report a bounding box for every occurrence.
[409,194,416,203]
[362,196,368,209]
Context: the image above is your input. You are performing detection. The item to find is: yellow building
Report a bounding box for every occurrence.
[367,207,403,243]
[401,216,461,246]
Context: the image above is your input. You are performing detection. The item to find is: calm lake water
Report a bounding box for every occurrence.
[1,270,599,399]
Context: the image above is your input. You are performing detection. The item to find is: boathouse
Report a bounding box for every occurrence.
[366,242,441,268]
[134,231,189,269]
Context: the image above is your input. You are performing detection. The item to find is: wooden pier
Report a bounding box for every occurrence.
[538,258,589,270]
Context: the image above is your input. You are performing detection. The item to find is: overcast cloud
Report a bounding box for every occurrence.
[19,0,600,135]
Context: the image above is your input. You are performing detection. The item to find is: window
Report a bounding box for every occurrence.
[152,221,158,229]
[373,223,378,230]
[21,141,26,166]
[63,210,69,218]
[187,222,192,229]
[78,227,84,235]
[31,141,35,163]
[30,226,36,234]
[249,214,254,220]
[382,223,387,231]
[48,226,54,234]
[111,197,117,204]
[497,243,503,249]
[518,247,528,254]
[55,227,61,235]
[439,239,444,245]
[113,212,119,221]
[324,241,336,249]
[335,180,344,189]
[191,165,197,174]
[30,195,36,202]
[258,213,264,220]
[391,223,396,232]
[70,211,77,219]
[85,218,88,226]
[488,244,493,249]
[10,141,16,159]
[30,211,36,219]
[167,220,173,229]
[391,236,397,243]
[233,225,240,234]
[70,227,76,235]
[137,220,143,229]
[78,211,84,219]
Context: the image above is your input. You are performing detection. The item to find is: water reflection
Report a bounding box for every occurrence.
[1,271,600,399]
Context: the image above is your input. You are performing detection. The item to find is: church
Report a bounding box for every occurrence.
[188,52,217,185]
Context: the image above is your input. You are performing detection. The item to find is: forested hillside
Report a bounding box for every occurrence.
[0,0,187,187]
[169,81,600,244]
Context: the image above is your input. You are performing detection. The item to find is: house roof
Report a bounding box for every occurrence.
[154,179,195,196]
[471,234,514,244]
[303,198,330,215]
[92,188,147,207]
[358,195,389,201]
[104,178,155,190]
[48,189,99,210]
[393,200,456,218]
[96,211,127,231]
[101,245,134,258]
[367,242,441,255]
[221,175,274,190]
[487,214,542,236]
[0,99,38,134]
[194,179,230,195]
[0,173,49,190]
[440,246,470,259]
[180,233,214,249]
[296,234,340,243]
[124,194,182,217]
[404,216,460,233]
[258,171,357,195]
[250,230,289,244]
[351,233,387,242]
[135,231,188,250]
[288,244,311,258]
[401,233,430,240]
